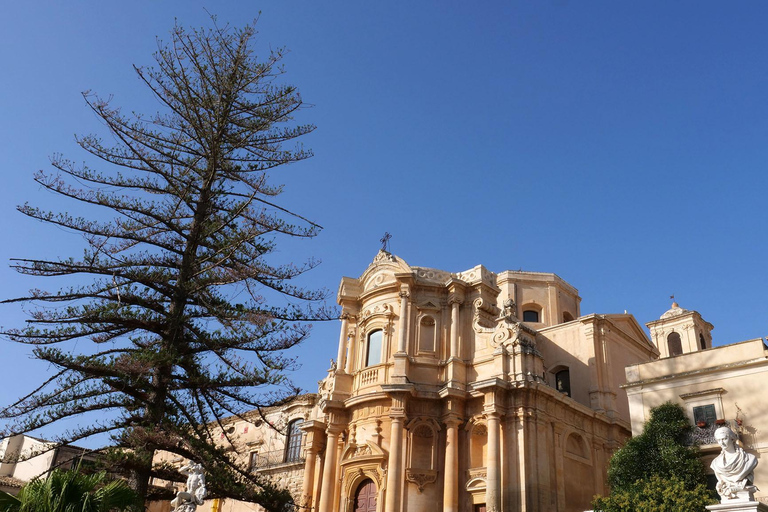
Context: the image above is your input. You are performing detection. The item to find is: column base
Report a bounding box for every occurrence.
[446,358,466,383]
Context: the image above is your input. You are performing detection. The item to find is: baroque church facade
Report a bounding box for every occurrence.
[281,251,656,512]
[153,251,661,512]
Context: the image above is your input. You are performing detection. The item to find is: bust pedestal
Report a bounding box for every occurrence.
[707,500,768,512]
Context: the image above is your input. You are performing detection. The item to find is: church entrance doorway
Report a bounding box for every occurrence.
[474,505,487,512]
[354,478,377,512]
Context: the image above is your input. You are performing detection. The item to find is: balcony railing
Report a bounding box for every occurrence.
[250,449,304,470]
[353,364,387,389]
[687,420,734,446]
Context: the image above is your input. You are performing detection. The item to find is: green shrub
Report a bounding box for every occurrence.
[592,402,717,512]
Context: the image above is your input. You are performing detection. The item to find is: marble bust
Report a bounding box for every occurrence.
[710,426,758,501]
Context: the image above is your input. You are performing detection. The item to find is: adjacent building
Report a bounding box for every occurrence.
[0,434,97,495]
[624,302,768,504]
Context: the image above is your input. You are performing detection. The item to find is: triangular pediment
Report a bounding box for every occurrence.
[604,314,655,349]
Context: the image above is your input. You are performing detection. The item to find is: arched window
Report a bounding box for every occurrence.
[667,332,683,357]
[555,369,571,397]
[699,333,706,350]
[366,330,383,367]
[523,310,540,323]
[563,311,574,322]
[284,419,303,463]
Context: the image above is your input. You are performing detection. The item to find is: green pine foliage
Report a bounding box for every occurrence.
[0,19,330,511]
[592,402,717,512]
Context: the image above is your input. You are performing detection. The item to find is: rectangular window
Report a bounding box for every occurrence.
[249,452,260,471]
[693,404,717,425]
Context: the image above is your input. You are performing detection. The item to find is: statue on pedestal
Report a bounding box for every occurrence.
[171,461,207,512]
[711,426,759,502]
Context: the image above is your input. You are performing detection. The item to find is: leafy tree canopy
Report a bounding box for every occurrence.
[0,18,330,511]
[592,402,717,512]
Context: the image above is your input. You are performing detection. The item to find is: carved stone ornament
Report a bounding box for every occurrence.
[373,250,398,264]
[341,441,387,464]
[473,298,501,332]
[406,469,437,493]
[503,298,517,321]
[490,319,540,356]
[467,467,487,480]
[412,266,452,283]
[360,303,393,323]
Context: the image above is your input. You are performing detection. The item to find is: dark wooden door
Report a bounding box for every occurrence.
[354,479,377,512]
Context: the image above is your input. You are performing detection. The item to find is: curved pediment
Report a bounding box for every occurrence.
[341,440,388,464]
[359,251,412,292]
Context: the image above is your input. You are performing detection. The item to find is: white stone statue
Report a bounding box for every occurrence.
[711,426,758,501]
[171,461,207,512]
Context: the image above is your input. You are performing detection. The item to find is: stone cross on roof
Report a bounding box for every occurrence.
[380,232,392,252]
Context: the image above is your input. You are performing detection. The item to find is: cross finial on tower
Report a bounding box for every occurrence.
[380,232,392,252]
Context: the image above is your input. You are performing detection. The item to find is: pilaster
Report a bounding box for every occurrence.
[392,286,411,382]
[446,286,466,385]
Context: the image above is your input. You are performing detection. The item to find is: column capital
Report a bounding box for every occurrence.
[325,424,345,436]
[384,387,412,419]
[399,290,410,299]
[448,295,464,306]
[442,414,463,428]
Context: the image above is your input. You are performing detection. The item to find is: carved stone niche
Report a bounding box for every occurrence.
[405,469,438,493]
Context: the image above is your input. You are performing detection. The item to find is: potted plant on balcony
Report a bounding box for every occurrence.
[715,419,726,426]
[696,421,707,428]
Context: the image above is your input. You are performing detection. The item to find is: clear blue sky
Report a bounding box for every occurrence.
[2,1,767,443]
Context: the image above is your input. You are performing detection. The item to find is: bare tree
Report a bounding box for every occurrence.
[1,19,329,511]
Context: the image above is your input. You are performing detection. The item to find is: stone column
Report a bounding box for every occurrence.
[486,412,502,512]
[318,427,341,512]
[301,446,319,510]
[385,395,407,512]
[450,298,461,359]
[335,314,349,373]
[396,291,409,353]
[443,417,461,512]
